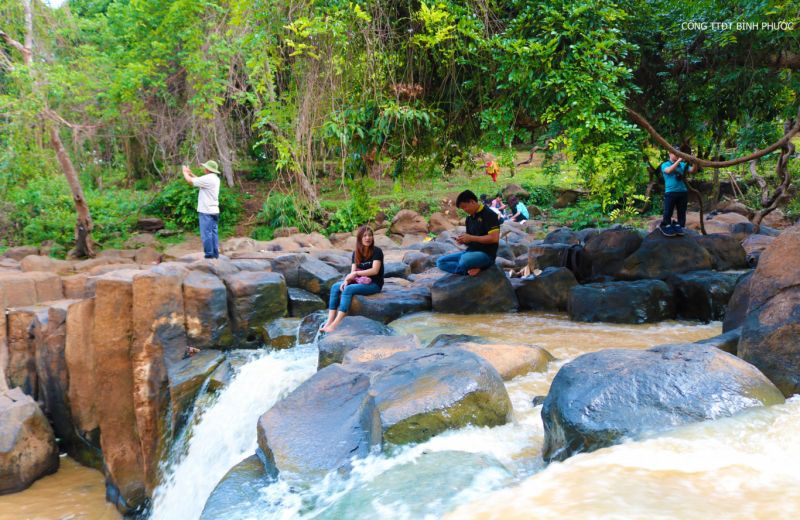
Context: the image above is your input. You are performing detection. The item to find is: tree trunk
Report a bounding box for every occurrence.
[3,0,95,257]
[214,111,235,187]
[49,124,95,257]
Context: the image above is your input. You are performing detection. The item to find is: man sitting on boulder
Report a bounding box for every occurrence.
[436,190,500,276]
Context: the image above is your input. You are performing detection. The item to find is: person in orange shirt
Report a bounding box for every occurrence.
[485,160,500,183]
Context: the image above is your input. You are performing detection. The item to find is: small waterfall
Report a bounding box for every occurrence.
[150,344,318,520]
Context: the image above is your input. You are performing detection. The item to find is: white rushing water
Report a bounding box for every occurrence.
[149,345,318,520]
[147,313,800,519]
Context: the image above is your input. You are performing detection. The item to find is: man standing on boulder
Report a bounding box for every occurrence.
[182,160,221,259]
[436,190,500,276]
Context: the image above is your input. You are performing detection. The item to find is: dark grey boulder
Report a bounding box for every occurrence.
[364,348,512,444]
[230,259,272,272]
[0,388,59,494]
[666,270,742,322]
[384,261,411,279]
[568,279,675,323]
[541,344,785,462]
[256,347,511,481]
[527,243,570,271]
[223,271,287,346]
[341,335,421,365]
[694,234,748,271]
[616,231,713,280]
[167,349,224,432]
[288,287,326,318]
[403,251,440,274]
[350,280,431,323]
[426,334,487,349]
[264,318,300,349]
[723,270,754,332]
[257,364,381,480]
[515,267,577,311]
[317,316,395,368]
[544,227,580,245]
[693,327,741,355]
[582,228,643,280]
[201,455,273,520]
[576,227,601,244]
[297,257,341,300]
[298,310,327,344]
[420,241,457,255]
[431,265,518,314]
[269,254,304,286]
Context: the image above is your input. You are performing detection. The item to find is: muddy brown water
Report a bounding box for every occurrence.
[8,311,786,519]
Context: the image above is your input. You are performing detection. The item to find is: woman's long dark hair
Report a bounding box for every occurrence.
[355,225,374,265]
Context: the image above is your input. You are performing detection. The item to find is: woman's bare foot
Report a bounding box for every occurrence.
[325,322,340,332]
[467,267,481,277]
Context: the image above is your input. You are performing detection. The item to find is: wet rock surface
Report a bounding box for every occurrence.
[542,344,785,462]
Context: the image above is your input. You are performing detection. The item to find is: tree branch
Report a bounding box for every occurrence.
[626,107,800,167]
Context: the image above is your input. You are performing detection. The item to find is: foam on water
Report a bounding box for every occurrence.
[149,345,318,520]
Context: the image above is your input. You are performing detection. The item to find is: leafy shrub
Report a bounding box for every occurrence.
[520,184,557,207]
[550,200,609,230]
[2,175,149,250]
[326,179,379,234]
[144,178,242,235]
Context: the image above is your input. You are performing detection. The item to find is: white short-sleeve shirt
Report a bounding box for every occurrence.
[192,174,220,214]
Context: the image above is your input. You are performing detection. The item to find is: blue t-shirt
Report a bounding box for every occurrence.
[516,202,530,219]
[661,161,688,193]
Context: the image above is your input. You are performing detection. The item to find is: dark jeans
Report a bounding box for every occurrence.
[662,192,688,228]
[436,251,494,275]
[199,212,219,258]
[329,281,381,313]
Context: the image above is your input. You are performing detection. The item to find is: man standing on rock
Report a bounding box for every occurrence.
[182,160,221,259]
[436,190,500,276]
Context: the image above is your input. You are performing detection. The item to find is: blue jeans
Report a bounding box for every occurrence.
[328,281,381,313]
[199,212,219,258]
[436,251,493,275]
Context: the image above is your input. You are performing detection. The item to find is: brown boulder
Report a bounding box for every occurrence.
[746,225,800,311]
[137,217,164,232]
[92,270,146,511]
[0,388,59,494]
[742,234,775,266]
[429,212,455,233]
[62,273,93,299]
[6,305,49,397]
[19,255,75,275]
[274,227,300,238]
[762,208,792,229]
[134,246,162,265]
[390,210,428,236]
[64,298,100,466]
[3,246,40,261]
[73,256,135,274]
[183,271,232,349]
[131,269,188,492]
[437,340,553,380]
[0,272,37,307]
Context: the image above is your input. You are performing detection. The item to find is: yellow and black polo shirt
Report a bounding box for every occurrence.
[465,203,501,259]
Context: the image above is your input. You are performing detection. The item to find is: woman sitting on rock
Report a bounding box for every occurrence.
[321,225,384,332]
[508,196,530,223]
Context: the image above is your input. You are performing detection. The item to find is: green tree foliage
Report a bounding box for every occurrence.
[1,0,797,249]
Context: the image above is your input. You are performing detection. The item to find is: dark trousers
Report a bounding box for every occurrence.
[199,212,219,258]
[662,192,688,228]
